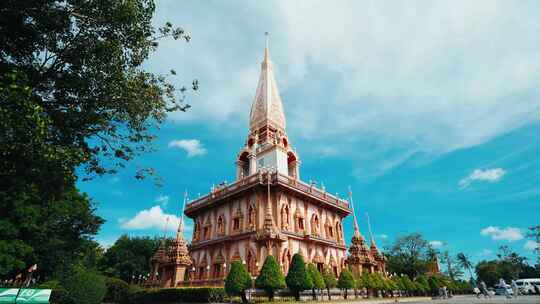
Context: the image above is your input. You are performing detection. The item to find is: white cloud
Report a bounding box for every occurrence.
[378,234,388,240]
[429,240,444,248]
[478,249,493,257]
[151,0,540,161]
[459,168,506,188]
[120,205,180,231]
[154,195,170,206]
[168,139,207,157]
[480,226,524,242]
[524,240,539,251]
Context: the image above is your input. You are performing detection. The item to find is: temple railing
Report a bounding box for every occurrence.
[185,171,350,212]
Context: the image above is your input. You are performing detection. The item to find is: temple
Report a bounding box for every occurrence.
[147,35,386,287]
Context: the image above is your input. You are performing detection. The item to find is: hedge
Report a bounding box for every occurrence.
[123,287,226,304]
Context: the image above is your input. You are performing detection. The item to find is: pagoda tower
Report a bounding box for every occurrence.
[182,35,352,285]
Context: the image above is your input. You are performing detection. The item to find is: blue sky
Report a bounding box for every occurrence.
[78,1,540,269]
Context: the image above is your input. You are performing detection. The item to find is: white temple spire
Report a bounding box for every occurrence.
[249,32,286,131]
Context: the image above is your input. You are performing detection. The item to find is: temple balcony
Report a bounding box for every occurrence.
[185,171,351,217]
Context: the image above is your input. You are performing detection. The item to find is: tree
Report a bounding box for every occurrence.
[385,233,432,278]
[337,269,355,299]
[527,226,540,264]
[307,264,324,300]
[415,275,430,295]
[100,235,161,283]
[255,255,286,301]
[0,0,195,279]
[322,267,337,300]
[225,261,252,304]
[285,254,313,301]
[441,251,463,280]
[457,253,474,281]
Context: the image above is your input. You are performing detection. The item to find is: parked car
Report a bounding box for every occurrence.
[494,284,513,296]
[515,278,540,294]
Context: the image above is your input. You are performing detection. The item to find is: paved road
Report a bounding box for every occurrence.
[416,295,540,304]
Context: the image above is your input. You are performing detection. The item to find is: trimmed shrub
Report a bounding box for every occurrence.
[123,287,226,304]
[255,255,286,301]
[307,264,324,300]
[225,261,252,303]
[337,269,355,299]
[39,280,69,304]
[63,268,106,304]
[322,267,337,300]
[286,254,313,300]
[103,277,130,303]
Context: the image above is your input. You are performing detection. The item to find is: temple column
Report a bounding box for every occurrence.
[248,154,257,175]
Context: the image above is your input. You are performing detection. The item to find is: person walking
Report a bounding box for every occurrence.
[499,278,512,299]
[511,280,519,298]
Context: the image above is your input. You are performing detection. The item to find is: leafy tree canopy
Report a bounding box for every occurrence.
[99,235,161,282]
[384,233,434,278]
[0,0,194,280]
[337,269,355,290]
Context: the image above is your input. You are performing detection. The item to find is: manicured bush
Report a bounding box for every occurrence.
[286,254,313,300]
[322,267,337,300]
[63,268,107,304]
[337,269,355,299]
[255,255,286,301]
[225,261,252,303]
[307,264,325,300]
[103,277,130,303]
[39,280,69,304]
[124,287,226,304]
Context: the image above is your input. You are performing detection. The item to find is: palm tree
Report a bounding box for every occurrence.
[457,253,474,280]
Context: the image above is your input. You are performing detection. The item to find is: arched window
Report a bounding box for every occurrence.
[335,221,342,241]
[310,214,319,236]
[217,215,225,236]
[287,152,297,178]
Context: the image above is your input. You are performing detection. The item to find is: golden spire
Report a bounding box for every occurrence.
[176,190,188,240]
[348,186,361,238]
[366,212,377,248]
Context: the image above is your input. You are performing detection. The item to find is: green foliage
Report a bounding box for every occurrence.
[62,267,107,304]
[100,235,161,282]
[225,261,252,302]
[337,269,355,299]
[322,268,337,289]
[415,275,430,294]
[385,233,433,279]
[255,255,286,301]
[337,269,355,289]
[286,254,313,299]
[307,264,325,290]
[321,267,337,300]
[125,288,226,304]
[39,280,69,304]
[400,275,415,292]
[103,277,131,304]
[0,0,194,279]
